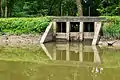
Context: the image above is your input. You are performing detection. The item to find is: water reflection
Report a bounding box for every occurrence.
[0,61,104,80]
[41,42,101,64]
[1,42,120,80]
[40,42,104,77]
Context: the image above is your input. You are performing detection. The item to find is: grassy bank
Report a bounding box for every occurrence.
[102,16,120,39]
[0,17,51,35]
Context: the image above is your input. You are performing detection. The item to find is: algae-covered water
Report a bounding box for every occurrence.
[0,42,120,80]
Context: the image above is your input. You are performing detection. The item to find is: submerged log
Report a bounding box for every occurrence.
[107,40,117,46]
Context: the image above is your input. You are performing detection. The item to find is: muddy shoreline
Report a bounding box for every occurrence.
[0,34,41,46]
[0,34,120,46]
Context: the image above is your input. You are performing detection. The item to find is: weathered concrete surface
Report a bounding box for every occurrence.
[66,22,70,41]
[84,32,94,39]
[92,22,102,45]
[40,17,106,45]
[79,22,83,41]
[56,33,66,39]
[40,22,53,43]
[53,22,57,41]
[70,32,79,41]
[52,16,106,22]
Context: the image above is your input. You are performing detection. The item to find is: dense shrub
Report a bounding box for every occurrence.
[102,16,120,39]
[1,16,120,40]
[0,17,51,35]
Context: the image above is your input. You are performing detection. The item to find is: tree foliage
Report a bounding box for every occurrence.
[97,0,120,16]
[0,0,119,17]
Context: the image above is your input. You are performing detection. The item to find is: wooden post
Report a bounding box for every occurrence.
[53,22,57,41]
[92,22,101,45]
[66,22,70,41]
[79,22,83,41]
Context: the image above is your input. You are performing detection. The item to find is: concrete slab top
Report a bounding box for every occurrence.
[52,16,106,22]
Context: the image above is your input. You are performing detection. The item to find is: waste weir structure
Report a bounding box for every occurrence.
[40,16,105,45]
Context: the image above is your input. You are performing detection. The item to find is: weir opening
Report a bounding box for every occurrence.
[70,22,80,32]
[84,22,94,32]
[57,22,66,33]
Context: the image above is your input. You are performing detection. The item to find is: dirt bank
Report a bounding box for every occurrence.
[0,34,120,47]
[0,34,41,46]
[99,39,120,47]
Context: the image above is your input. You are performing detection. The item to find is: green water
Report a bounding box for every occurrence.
[0,42,120,80]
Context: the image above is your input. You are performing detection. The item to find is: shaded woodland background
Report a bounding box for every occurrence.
[0,0,120,17]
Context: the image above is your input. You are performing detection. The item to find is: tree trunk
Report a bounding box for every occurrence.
[48,0,55,15]
[76,0,83,16]
[0,0,1,16]
[8,7,11,17]
[0,0,4,17]
[60,0,62,16]
[5,0,7,17]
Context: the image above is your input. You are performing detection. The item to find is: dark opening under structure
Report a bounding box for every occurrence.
[57,22,66,33]
[84,22,94,32]
[70,22,80,32]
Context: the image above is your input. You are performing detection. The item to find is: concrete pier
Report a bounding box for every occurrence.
[92,22,102,45]
[79,22,83,41]
[66,22,70,41]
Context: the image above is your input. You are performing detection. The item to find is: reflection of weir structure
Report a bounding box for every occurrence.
[41,43,101,64]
